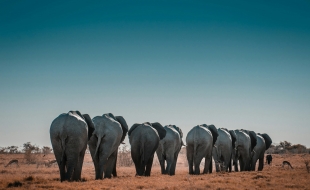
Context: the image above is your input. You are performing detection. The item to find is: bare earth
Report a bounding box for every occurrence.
[0,152,309,190]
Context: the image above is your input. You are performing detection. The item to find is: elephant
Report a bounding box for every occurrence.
[251,133,272,171]
[186,124,218,175]
[232,130,253,171]
[88,113,128,179]
[128,122,166,176]
[50,110,94,182]
[212,128,233,172]
[156,125,184,175]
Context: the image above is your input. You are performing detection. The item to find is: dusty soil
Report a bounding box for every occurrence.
[0,152,309,190]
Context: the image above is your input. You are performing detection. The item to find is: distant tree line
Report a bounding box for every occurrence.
[266,141,310,154]
[0,142,52,155]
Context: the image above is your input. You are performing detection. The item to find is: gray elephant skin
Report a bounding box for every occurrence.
[128,122,166,176]
[212,128,233,172]
[88,113,128,179]
[251,133,272,171]
[156,125,184,175]
[186,124,218,175]
[232,130,255,171]
[50,111,94,182]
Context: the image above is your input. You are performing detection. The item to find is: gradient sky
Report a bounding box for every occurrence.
[1,0,310,148]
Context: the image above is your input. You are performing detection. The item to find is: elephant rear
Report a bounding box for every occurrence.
[50,112,88,182]
[129,122,165,176]
[186,125,213,175]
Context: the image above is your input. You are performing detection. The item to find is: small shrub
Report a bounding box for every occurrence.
[7,181,22,188]
[24,175,34,181]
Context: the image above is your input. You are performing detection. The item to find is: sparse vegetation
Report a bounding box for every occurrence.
[0,153,309,189]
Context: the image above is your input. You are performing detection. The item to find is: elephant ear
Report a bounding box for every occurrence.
[261,133,272,150]
[151,122,166,140]
[172,125,183,138]
[242,129,257,151]
[83,114,95,140]
[128,123,141,137]
[248,131,257,151]
[69,110,84,120]
[229,130,237,148]
[207,125,218,146]
[115,116,128,143]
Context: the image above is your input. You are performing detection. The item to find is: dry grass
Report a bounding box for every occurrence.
[0,153,309,190]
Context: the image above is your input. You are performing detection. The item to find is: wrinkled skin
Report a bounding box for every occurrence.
[50,111,92,182]
[212,128,232,172]
[233,130,252,171]
[129,122,166,176]
[88,113,128,179]
[156,125,183,175]
[251,133,272,171]
[186,124,218,175]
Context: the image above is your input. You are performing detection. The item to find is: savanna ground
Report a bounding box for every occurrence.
[0,150,309,190]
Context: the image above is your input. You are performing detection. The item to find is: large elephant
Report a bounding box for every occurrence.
[233,130,252,171]
[128,122,166,176]
[156,125,184,175]
[212,128,232,172]
[88,113,128,179]
[186,124,218,175]
[251,133,272,171]
[50,111,94,182]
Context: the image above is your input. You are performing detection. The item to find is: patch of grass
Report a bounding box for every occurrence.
[7,181,22,188]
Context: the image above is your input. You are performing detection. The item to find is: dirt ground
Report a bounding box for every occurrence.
[0,152,309,190]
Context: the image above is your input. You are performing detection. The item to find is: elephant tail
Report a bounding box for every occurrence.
[140,142,145,163]
[60,135,67,165]
[94,135,105,158]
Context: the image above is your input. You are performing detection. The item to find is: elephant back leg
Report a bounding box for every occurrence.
[156,147,166,174]
[73,145,87,181]
[104,150,118,178]
[257,151,265,171]
[186,144,194,174]
[112,152,118,177]
[165,146,175,175]
[131,147,143,176]
[203,149,213,174]
[144,153,155,176]
[65,152,79,181]
[170,150,180,175]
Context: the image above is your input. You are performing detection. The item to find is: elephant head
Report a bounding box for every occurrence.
[201,124,218,146]
[259,133,272,150]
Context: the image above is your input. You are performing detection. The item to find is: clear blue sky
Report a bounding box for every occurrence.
[1,0,309,148]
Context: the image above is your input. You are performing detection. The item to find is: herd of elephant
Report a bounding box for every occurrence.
[49,111,272,182]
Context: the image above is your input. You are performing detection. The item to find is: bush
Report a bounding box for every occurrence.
[7,181,22,188]
[117,145,133,167]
